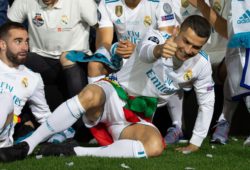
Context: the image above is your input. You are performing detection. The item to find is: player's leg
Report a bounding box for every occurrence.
[120,124,164,157]
[164,90,184,144]
[25,84,105,154]
[60,52,88,98]
[211,77,239,144]
[71,124,162,158]
[0,84,106,162]
[243,96,250,146]
[38,81,163,158]
[87,61,108,83]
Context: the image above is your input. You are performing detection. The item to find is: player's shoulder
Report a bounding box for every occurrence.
[147,0,160,3]
[103,0,122,5]
[19,65,42,81]
[198,50,210,63]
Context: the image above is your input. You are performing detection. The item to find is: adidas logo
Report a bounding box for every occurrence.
[182,10,189,17]
[237,10,250,24]
[115,19,122,25]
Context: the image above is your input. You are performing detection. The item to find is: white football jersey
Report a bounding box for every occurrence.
[0,60,51,147]
[8,0,97,59]
[98,0,176,44]
[115,29,215,146]
[224,0,249,98]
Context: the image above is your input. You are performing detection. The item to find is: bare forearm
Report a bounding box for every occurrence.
[196,1,228,39]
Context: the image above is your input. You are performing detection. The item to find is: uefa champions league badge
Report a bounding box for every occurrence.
[21,77,28,88]
[32,13,44,27]
[163,3,172,14]
[144,16,152,27]
[115,5,123,17]
[183,69,193,81]
[61,15,69,25]
[148,36,160,44]
[181,0,189,8]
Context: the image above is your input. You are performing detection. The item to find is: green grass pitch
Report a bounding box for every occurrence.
[0,137,250,170]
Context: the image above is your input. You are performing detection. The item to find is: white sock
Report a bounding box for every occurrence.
[74,139,147,158]
[88,75,105,84]
[24,96,85,154]
[0,93,14,128]
[167,91,183,128]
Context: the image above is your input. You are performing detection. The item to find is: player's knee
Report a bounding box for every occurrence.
[88,62,106,76]
[78,85,105,109]
[144,137,164,157]
[60,52,75,67]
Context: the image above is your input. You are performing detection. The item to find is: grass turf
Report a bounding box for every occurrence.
[0,137,250,170]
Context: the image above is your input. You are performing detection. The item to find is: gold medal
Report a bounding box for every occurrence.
[115,5,123,17]
[144,16,152,27]
[181,0,189,8]
[213,1,221,13]
[183,69,193,81]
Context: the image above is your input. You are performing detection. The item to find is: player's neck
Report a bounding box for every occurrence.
[125,0,141,9]
[46,0,58,8]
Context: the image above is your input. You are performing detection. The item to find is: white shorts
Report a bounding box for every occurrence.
[82,80,156,141]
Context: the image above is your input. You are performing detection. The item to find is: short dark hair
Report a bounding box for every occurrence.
[180,15,211,39]
[0,21,27,40]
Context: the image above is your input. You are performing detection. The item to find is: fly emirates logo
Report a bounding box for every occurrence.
[146,69,176,94]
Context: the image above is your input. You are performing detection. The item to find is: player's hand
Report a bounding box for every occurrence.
[116,39,136,59]
[154,27,178,59]
[161,36,177,59]
[176,143,199,154]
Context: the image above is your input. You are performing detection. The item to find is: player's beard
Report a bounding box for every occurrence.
[6,48,27,65]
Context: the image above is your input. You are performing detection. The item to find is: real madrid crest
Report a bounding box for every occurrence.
[181,0,189,8]
[115,5,123,17]
[212,0,221,13]
[21,77,28,88]
[144,16,152,27]
[61,15,69,25]
[183,69,193,81]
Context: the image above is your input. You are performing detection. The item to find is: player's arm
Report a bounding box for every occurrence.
[28,75,51,124]
[7,0,27,23]
[177,59,215,153]
[79,0,98,27]
[137,29,176,63]
[95,27,114,50]
[158,26,175,35]
[188,0,228,38]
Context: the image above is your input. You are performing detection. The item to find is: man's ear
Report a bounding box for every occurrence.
[0,40,6,50]
[173,26,180,37]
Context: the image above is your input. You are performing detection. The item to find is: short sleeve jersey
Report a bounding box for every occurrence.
[8,0,98,59]
[98,0,176,44]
